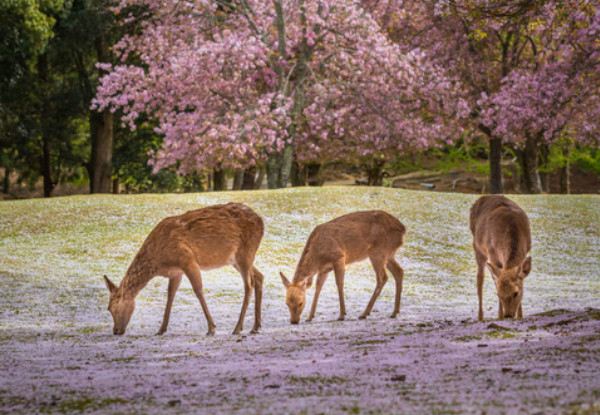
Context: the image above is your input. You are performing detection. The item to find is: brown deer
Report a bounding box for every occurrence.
[470,195,532,321]
[280,210,406,324]
[102,202,265,336]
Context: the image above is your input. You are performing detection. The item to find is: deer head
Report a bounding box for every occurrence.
[280,272,310,324]
[487,257,532,319]
[103,276,135,335]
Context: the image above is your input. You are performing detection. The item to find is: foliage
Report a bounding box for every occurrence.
[388,139,489,176]
[572,147,600,178]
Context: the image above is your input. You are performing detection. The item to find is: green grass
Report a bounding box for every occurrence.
[1,188,598,326]
[0,187,599,415]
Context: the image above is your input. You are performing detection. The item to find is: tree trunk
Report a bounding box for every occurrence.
[521,135,542,194]
[90,35,114,193]
[515,149,526,193]
[213,168,226,191]
[242,166,257,190]
[560,145,571,194]
[2,167,10,193]
[90,109,114,193]
[255,166,266,189]
[38,53,56,198]
[489,137,504,194]
[266,155,281,189]
[112,177,119,194]
[265,0,312,188]
[291,160,306,187]
[42,135,56,198]
[366,162,384,186]
[306,163,324,186]
[539,144,550,193]
[233,169,244,190]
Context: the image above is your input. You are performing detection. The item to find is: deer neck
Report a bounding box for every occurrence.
[292,255,318,285]
[120,251,156,299]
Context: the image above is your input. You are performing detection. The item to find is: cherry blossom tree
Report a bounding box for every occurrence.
[478,2,600,193]
[364,0,599,194]
[93,0,461,189]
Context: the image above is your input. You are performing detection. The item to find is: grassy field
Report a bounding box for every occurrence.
[0,187,599,414]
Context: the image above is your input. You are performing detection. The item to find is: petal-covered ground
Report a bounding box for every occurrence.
[1,188,599,414]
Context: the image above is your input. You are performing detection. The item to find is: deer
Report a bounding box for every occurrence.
[102,202,265,336]
[280,210,406,324]
[470,195,532,321]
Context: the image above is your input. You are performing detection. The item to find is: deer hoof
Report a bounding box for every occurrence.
[250,328,260,334]
[358,314,367,320]
[389,313,398,319]
[155,329,166,336]
[337,316,345,321]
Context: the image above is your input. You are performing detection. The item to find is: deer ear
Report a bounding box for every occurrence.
[487,262,501,279]
[103,275,117,293]
[280,272,291,289]
[521,257,532,278]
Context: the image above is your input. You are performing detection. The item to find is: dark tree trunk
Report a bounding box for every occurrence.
[112,177,119,194]
[242,166,256,190]
[539,144,550,193]
[42,135,56,198]
[306,163,324,186]
[38,53,57,198]
[559,164,571,194]
[2,167,10,193]
[90,109,114,193]
[489,137,504,194]
[255,166,266,189]
[291,160,306,187]
[213,168,226,191]
[90,35,114,193]
[521,135,542,194]
[366,162,384,186]
[233,169,244,190]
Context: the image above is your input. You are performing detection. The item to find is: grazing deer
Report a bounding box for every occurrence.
[280,210,406,324]
[470,195,532,321]
[103,202,265,336]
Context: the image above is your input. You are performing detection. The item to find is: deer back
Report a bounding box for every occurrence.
[135,203,264,272]
[294,210,405,280]
[470,196,531,268]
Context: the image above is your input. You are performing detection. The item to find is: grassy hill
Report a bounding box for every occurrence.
[1,188,599,414]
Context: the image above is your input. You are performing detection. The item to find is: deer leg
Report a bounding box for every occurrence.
[185,265,216,336]
[474,247,487,321]
[333,261,346,321]
[156,274,183,335]
[233,262,253,335]
[307,272,328,322]
[497,299,504,320]
[386,258,404,318]
[250,266,264,334]
[517,302,523,319]
[360,255,388,320]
